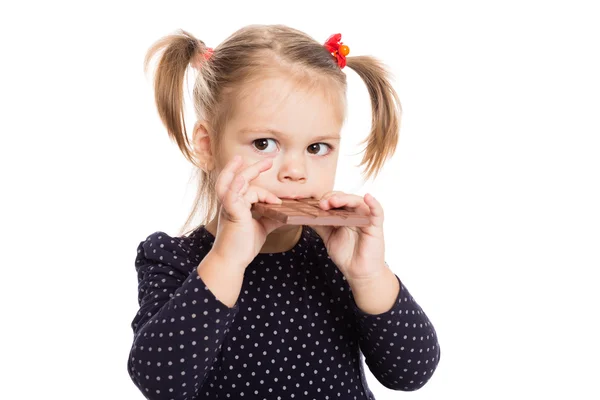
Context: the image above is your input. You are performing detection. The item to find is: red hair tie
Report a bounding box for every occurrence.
[191,47,213,70]
[324,33,350,69]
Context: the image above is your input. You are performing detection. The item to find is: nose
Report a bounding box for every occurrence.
[277,153,306,183]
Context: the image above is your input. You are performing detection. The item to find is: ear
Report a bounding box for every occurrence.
[192,120,216,172]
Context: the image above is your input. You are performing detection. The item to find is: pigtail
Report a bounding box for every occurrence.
[144,29,211,165]
[346,56,402,180]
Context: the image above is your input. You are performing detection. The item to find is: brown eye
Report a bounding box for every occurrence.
[253,138,277,153]
[307,143,330,155]
[254,139,268,150]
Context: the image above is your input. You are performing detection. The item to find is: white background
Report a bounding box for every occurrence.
[1,0,599,399]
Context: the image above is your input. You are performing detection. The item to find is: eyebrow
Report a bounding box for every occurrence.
[237,128,341,142]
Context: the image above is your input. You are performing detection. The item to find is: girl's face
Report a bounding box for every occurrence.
[215,75,344,200]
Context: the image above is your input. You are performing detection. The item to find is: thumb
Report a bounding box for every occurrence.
[307,224,332,242]
[261,218,286,235]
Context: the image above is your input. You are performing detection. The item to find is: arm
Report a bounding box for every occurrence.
[349,270,441,391]
[127,232,244,400]
[350,267,401,315]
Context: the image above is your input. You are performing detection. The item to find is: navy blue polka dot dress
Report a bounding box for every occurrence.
[127,225,440,399]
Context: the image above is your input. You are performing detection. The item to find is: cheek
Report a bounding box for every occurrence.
[312,164,336,187]
[320,176,336,189]
[323,161,338,187]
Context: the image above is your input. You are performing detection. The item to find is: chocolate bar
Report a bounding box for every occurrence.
[251,198,370,226]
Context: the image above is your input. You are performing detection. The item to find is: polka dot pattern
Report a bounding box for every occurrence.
[127,225,440,399]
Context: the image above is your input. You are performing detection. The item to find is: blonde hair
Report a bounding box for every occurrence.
[143,24,402,237]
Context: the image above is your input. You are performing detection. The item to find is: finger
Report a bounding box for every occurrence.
[250,208,284,233]
[307,224,333,244]
[226,158,274,202]
[318,190,345,209]
[222,174,249,222]
[319,190,344,203]
[363,193,384,228]
[215,155,243,202]
[260,217,286,235]
[237,158,275,186]
[320,193,370,215]
[223,180,282,223]
[244,184,282,205]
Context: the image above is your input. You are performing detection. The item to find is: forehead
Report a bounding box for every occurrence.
[227,75,345,138]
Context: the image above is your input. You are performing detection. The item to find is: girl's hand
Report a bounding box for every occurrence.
[211,155,285,269]
[308,191,388,286]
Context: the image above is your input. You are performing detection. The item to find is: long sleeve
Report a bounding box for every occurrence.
[349,273,441,391]
[127,232,240,400]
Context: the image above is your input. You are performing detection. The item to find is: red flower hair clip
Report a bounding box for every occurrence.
[324,33,350,69]
[203,47,214,60]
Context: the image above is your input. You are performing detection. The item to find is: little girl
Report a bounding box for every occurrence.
[128,25,440,400]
